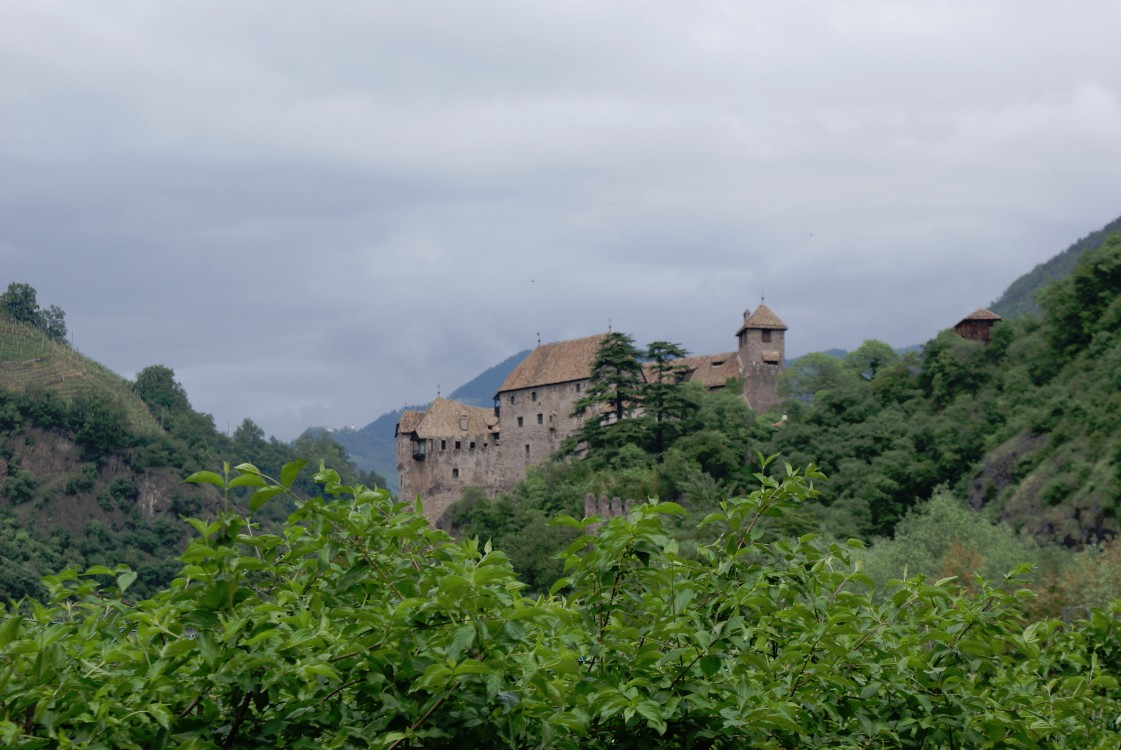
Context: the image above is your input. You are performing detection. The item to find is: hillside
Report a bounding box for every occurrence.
[0,316,162,435]
[1,305,383,600]
[990,213,1121,318]
[447,226,1121,603]
[321,349,530,491]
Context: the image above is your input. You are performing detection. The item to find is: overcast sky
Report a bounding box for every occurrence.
[2,1,1119,439]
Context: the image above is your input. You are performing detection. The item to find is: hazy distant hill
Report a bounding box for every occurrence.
[991,213,1121,319]
[324,350,530,492]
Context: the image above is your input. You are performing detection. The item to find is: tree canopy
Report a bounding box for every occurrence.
[0,282,67,343]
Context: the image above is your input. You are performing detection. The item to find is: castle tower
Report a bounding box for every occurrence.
[736,303,787,413]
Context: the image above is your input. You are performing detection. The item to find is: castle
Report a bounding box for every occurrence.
[396,303,788,524]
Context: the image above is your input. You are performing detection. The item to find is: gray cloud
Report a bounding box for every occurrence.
[3,1,1119,438]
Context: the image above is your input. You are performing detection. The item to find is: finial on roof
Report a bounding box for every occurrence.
[608,318,612,333]
[537,332,541,348]
[761,293,765,304]
[437,384,441,398]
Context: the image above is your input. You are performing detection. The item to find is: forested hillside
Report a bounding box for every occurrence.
[0,286,384,600]
[991,212,1121,318]
[449,233,1121,613]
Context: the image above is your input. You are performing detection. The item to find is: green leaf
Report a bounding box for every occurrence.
[83,565,115,576]
[446,624,476,662]
[280,459,307,489]
[652,501,686,516]
[229,473,267,489]
[454,660,493,676]
[0,616,20,649]
[116,570,138,593]
[184,470,224,487]
[635,700,667,734]
[250,486,285,512]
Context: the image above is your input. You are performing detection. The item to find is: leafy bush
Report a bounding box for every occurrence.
[1,461,1117,748]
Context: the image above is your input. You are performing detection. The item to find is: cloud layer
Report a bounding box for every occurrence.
[3,1,1119,438]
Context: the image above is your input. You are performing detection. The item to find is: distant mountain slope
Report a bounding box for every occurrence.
[449,350,531,406]
[991,213,1121,319]
[325,350,530,492]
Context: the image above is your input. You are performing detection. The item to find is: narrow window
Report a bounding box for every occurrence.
[575,383,581,393]
[525,444,530,459]
[762,330,772,343]
[509,394,516,405]
[455,441,461,450]
[531,391,537,402]
[469,441,476,450]
[537,413,543,425]
[517,416,524,427]
[452,468,459,479]
[441,440,446,450]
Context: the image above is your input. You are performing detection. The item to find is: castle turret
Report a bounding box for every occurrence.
[736,303,787,413]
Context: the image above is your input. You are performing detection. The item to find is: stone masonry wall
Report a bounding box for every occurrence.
[497,379,589,479]
[740,328,784,413]
[397,428,503,525]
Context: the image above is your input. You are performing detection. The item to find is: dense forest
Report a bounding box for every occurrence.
[449,231,1121,616]
[0,287,385,600]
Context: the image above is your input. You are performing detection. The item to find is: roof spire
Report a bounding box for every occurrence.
[437,383,441,398]
[608,318,612,333]
[536,332,541,348]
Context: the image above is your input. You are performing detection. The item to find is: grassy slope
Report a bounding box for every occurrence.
[0,317,161,434]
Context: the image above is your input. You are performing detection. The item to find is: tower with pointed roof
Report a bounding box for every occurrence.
[736,303,787,413]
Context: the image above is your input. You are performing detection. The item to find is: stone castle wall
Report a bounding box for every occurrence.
[396,428,504,525]
[498,380,588,476]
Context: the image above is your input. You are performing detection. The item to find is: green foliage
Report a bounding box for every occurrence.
[843,339,899,381]
[1039,232,1121,360]
[67,390,131,458]
[573,331,645,423]
[134,364,193,416]
[1,462,1117,748]
[992,213,1121,319]
[0,282,67,343]
[779,351,859,403]
[643,340,692,452]
[860,491,1042,592]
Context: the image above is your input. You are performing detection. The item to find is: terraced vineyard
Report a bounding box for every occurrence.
[0,317,162,434]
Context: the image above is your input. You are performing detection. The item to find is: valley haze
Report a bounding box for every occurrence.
[2,1,1119,440]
